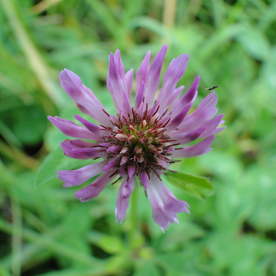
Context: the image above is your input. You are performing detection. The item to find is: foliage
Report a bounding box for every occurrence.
[0,0,276,275]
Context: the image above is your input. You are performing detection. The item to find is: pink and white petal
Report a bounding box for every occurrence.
[57,159,108,186]
[147,184,176,229]
[157,53,189,110]
[151,175,190,214]
[144,45,168,107]
[75,170,117,202]
[170,76,200,119]
[172,135,215,158]
[48,116,98,140]
[135,51,151,95]
[60,139,106,159]
[59,69,109,125]
[125,68,133,100]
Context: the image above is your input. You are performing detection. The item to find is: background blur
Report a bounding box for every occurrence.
[0,0,276,275]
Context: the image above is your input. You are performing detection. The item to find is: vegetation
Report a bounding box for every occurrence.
[0,0,276,275]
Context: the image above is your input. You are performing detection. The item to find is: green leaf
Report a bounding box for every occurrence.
[164,172,214,200]
[0,263,12,276]
[133,261,161,276]
[98,236,125,254]
[105,252,131,272]
[1,105,47,145]
[235,25,270,61]
[87,231,125,254]
[34,147,92,188]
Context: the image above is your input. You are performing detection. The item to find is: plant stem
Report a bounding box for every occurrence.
[163,0,177,29]
[129,184,138,249]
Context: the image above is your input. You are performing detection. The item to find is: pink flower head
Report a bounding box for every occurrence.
[48,45,225,231]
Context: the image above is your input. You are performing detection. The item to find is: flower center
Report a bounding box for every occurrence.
[101,105,178,179]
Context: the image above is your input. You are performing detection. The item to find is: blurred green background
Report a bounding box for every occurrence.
[0,0,276,275]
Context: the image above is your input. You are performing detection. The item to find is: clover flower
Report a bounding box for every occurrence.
[48,45,225,231]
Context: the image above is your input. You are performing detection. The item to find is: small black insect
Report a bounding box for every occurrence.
[205,85,219,91]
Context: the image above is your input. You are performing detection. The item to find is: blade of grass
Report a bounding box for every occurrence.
[0,0,65,107]
[0,140,38,170]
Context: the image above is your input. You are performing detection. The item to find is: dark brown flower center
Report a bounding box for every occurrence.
[101,105,178,179]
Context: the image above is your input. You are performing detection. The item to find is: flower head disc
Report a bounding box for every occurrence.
[48,45,225,231]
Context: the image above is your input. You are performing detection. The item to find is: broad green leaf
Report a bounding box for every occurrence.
[105,252,132,272]
[1,105,47,145]
[87,231,125,254]
[35,147,92,188]
[164,172,213,200]
[0,263,12,276]
[235,25,270,61]
[97,236,125,254]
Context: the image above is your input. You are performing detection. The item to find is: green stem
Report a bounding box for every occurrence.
[129,184,138,249]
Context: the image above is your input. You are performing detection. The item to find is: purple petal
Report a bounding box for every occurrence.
[151,175,190,214]
[75,170,117,202]
[135,51,150,95]
[172,127,205,145]
[74,114,104,140]
[114,50,125,78]
[122,90,131,113]
[48,116,99,140]
[125,68,133,100]
[179,92,218,131]
[139,171,148,190]
[198,114,224,138]
[103,157,119,171]
[144,45,168,107]
[107,52,127,109]
[172,135,215,158]
[147,184,175,229]
[148,100,160,116]
[165,85,184,108]
[157,53,189,110]
[166,103,192,130]
[58,160,108,186]
[60,139,106,159]
[128,165,135,179]
[135,81,145,109]
[115,176,135,223]
[171,76,200,119]
[107,145,121,153]
[213,126,226,134]
[59,69,109,125]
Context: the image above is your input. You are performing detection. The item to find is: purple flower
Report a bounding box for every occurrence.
[48,45,225,231]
